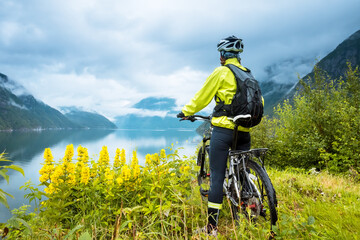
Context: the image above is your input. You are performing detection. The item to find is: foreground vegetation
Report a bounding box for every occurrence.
[252,63,360,174]
[1,145,360,239]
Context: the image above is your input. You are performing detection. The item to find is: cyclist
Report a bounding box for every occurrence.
[177,36,259,235]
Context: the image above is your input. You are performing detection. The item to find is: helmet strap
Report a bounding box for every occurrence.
[237,53,241,63]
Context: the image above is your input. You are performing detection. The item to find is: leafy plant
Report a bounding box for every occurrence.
[252,63,360,174]
[0,152,25,208]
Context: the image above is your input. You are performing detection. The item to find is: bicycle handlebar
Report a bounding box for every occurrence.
[178,115,211,122]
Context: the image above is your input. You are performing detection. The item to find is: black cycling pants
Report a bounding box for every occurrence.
[208,126,251,205]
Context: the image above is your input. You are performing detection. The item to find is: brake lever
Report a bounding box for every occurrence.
[178,116,196,122]
[188,116,196,122]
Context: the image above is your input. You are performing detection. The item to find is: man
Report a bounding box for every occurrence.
[177,36,255,235]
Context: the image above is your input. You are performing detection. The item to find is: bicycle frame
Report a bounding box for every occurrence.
[225,150,265,208]
[182,114,278,228]
[199,118,268,209]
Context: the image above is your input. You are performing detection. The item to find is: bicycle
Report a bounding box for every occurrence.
[181,114,278,230]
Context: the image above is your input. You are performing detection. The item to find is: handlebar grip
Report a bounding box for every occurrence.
[178,115,210,121]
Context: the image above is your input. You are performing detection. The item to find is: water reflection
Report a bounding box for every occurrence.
[0,128,199,222]
[0,129,114,166]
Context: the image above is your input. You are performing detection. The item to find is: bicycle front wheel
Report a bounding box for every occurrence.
[197,145,210,198]
[230,159,278,229]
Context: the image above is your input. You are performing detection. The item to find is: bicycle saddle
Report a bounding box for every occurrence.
[233,114,251,125]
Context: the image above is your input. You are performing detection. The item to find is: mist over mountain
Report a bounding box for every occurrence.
[0,73,116,130]
[260,57,315,114]
[60,107,117,129]
[133,97,177,111]
[262,29,360,113]
[114,97,200,129]
[0,73,78,130]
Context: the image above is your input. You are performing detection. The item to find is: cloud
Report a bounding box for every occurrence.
[1,0,360,119]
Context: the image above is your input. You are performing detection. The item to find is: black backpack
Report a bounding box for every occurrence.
[213,64,264,128]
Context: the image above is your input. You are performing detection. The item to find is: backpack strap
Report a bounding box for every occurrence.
[212,64,244,117]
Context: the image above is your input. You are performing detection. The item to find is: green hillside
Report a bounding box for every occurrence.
[64,109,117,129]
[0,81,77,130]
[0,73,117,130]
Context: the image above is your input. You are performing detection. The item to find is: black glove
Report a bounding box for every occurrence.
[177,112,185,118]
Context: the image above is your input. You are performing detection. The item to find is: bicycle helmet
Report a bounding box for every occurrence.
[217,36,244,53]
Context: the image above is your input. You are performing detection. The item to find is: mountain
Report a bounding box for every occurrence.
[0,73,78,130]
[60,107,117,129]
[133,97,177,110]
[260,80,297,115]
[114,97,201,129]
[278,29,360,107]
[259,57,315,114]
[309,29,360,80]
[0,73,116,130]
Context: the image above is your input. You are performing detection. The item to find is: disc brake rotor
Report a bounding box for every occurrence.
[248,196,261,217]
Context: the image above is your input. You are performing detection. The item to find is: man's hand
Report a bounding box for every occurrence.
[177,112,185,118]
[177,112,189,120]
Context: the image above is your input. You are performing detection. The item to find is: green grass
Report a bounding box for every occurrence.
[265,168,360,240]
[1,157,360,239]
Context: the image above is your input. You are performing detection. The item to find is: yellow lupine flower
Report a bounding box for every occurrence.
[90,161,98,178]
[116,176,123,185]
[39,174,49,183]
[180,165,191,174]
[67,173,76,186]
[66,162,76,174]
[83,148,89,163]
[77,145,84,161]
[51,165,64,184]
[63,144,74,163]
[120,149,126,165]
[104,167,114,185]
[160,149,166,159]
[44,183,56,194]
[80,165,90,185]
[145,154,151,166]
[39,164,54,175]
[76,161,84,171]
[119,165,131,182]
[130,151,140,179]
[39,148,55,183]
[77,145,89,164]
[152,153,160,165]
[132,164,140,179]
[43,148,54,165]
[114,148,121,168]
[131,150,138,167]
[98,146,110,167]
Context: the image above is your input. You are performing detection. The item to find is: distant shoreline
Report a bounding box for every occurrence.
[0,127,197,132]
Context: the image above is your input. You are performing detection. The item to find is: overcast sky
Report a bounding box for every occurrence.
[1,0,359,119]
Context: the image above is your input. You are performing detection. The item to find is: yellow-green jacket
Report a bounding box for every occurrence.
[182,58,253,132]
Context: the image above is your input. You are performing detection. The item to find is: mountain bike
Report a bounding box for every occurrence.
[182,114,278,230]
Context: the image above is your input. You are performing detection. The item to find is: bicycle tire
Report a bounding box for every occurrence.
[230,159,278,229]
[197,145,210,198]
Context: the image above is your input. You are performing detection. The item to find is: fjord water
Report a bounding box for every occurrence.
[0,128,200,223]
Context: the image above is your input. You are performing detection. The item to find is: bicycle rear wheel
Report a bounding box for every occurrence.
[230,159,278,229]
[197,145,210,198]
